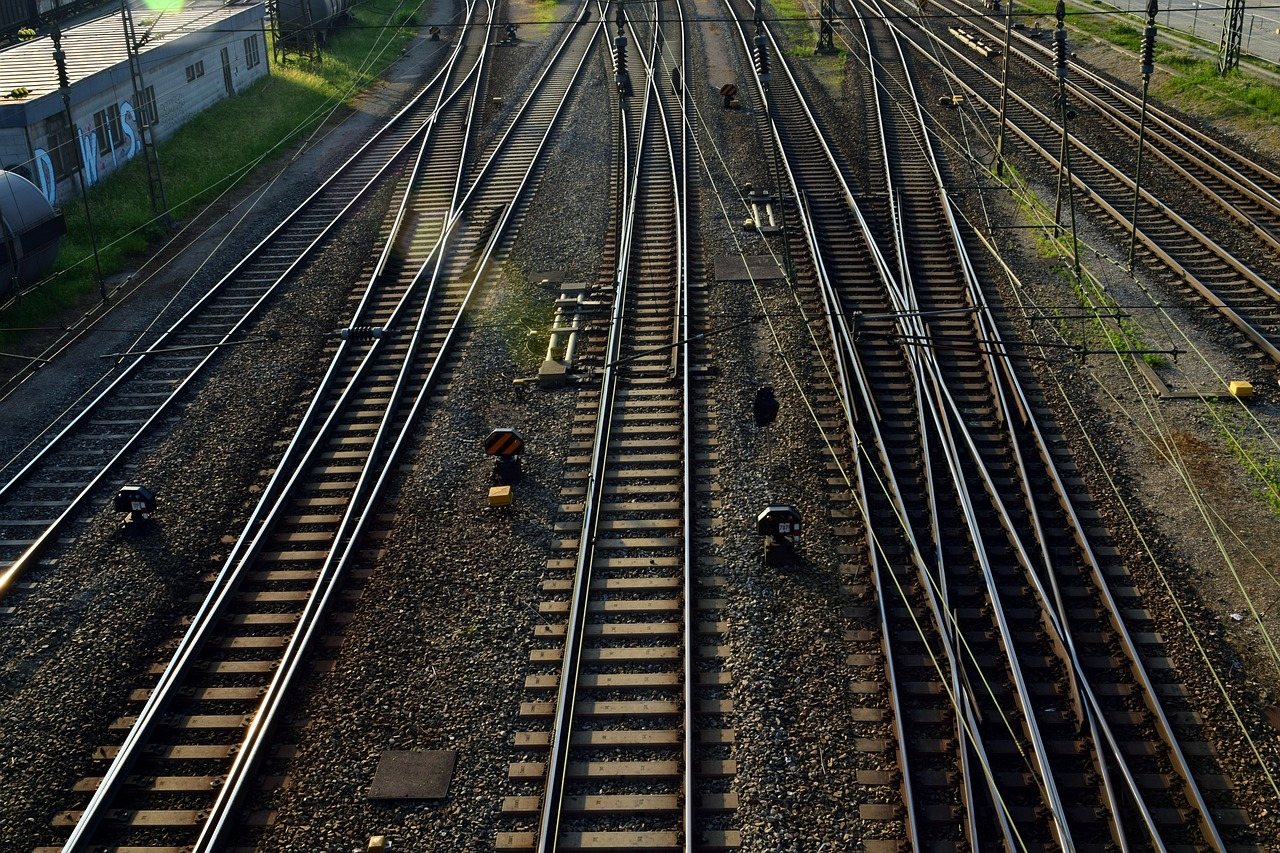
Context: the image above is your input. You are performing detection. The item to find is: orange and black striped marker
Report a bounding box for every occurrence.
[484,428,525,456]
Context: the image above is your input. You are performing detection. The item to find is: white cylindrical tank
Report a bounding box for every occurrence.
[0,170,66,298]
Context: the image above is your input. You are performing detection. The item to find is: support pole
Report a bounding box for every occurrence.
[1051,0,1081,280]
[50,18,105,299]
[995,0,1014,176]
[121,0,172,226]
[817,0,835,53]
[1217,0,1246,71]
[1128,0,1158,269]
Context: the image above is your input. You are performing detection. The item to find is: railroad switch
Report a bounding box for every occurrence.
[757,504,801,567]
[115,484,157,536]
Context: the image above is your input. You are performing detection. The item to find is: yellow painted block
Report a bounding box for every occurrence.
[489,486,512,506]
[1229,380,1254,398]
[368,837,389,852]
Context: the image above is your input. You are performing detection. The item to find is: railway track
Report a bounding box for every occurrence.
[863,0,1280,361]
[0,1,490,601]
[734,0,1251,845]
[497,1,738,849]
[39,3,606,849]
[940,0,1280,254]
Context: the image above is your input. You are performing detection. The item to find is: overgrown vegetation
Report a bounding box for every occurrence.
[1014,0,1280,128]
[999,160,1167,367]
[1,0,423,349]
[766,0,818,55]
[526,0,567,31]
[1210,402,1280,516]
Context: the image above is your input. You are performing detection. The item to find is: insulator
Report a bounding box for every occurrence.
[754,34,770,79]
[613,43,626,75]
[53,50,71,89]
[1141,25,1155,75]
[1054,27,1068,77]
[340,325,384,341]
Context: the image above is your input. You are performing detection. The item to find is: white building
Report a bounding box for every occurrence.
[0,3,268,205]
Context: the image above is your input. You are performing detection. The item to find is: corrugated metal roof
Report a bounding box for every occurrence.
[0,3,264,97]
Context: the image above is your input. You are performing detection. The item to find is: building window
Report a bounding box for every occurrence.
[45,112,76,181]
[244,34,261,69]
[185,60,205,83]
[93,104,123,155]
[135,85,159,127]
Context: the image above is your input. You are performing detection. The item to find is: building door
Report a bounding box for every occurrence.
[221,47,233,95]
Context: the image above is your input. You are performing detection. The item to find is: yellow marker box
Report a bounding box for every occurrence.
[1229,380,1254,398]
[489,486,512,506]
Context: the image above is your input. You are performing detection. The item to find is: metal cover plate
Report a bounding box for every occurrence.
[713,255,785,282]
[367,750,458,800]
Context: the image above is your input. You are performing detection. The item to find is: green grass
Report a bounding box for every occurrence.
[1104,21,1142,52]
[1,0,423,349]
[1013,0,1280,128]
[766,0,818,55]
[525,0,568,31]
[1156,59,1280,123]
[1211,403,1280,516]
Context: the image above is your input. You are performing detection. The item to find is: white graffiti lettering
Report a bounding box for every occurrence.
[31,148,56,203]
[120,101,140,160]
[78,127,100,186]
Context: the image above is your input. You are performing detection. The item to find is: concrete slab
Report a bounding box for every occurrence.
[367,750,457,800]
[713,255,785,282]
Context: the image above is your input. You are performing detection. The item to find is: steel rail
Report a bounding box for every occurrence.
[745,7,1050,844]
[199,4,604,840]
[537,3,655,843]
[751,0,1198,844]
[0,19,485,601]
[192,6,509,841]
[61,0,603,844]
[864,7,1080,844]
[873,6,1206,841]
[535,0,698,847]
[948,190,1230,849]
[55,8,497,850]
[536,94,634,853]
[890,6,1280,258]
[939,0,1280,216]
[733,6,969,839]
[629,0,696,842]
[885,19,1280,363]
[879,5,1229,836]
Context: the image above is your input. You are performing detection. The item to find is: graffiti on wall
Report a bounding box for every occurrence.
[28,98,143,205]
